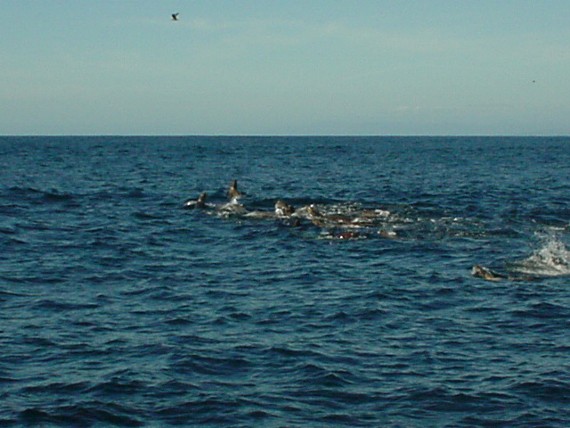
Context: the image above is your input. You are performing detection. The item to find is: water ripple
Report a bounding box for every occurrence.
[1,136,569,426]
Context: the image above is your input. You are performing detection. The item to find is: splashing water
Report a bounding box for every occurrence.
[511,230,570,277]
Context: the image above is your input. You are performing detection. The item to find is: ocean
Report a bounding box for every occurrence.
[0,136,569,427]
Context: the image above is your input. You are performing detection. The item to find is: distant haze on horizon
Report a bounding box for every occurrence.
[1,0,569,136]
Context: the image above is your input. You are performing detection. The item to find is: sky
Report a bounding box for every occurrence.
[1,0,570,136]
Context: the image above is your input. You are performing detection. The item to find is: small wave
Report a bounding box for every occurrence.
[16,186,71,200]
[32,299,100,312]
[23,381,90,395]
[170,353,252,377]
[154,399,239,425]
[18,403,143,427]
[296,363,356,389]
[511,302,570,320]
[264,345,322,359]
[7,186,44,197]
[21,336,58,347]
[511,379,570,403]
[164,317,193,326]
[0,237,28,250]
[324,311,354,322]
[0,225,18,235]
[5,186,80,209]
[127,188,145,198]
[87,379,147,397]
[131,211,162,220]
[0,289,33,298]
[42,191,76,203]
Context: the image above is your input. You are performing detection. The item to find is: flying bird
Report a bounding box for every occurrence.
[171,13,179,21]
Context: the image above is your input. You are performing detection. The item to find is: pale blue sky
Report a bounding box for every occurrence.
[1,0,569,135]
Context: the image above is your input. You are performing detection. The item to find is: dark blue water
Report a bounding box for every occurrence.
[1,136,569,427]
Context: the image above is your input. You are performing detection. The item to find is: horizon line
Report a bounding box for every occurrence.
[2,134,569,138]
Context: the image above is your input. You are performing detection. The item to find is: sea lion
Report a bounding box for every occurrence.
[227,180,242,203]
[378,230,397,238]
[218,202,247,216]
[351,209,391,226]
[303,204,326,227]
[471,265,505,281]
[183,192,208,209]
[243,210,274,219]
[243,200,296,220]
[334,231,363,240]
[471,264,539,282]
[306,204,321,218]
[275,200,295,217]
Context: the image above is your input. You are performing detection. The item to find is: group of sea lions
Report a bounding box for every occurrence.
[184,180,559,282]
[183,180,395,240]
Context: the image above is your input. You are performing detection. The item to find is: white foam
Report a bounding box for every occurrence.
[512,231,570,277]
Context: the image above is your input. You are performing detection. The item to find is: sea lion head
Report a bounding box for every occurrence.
[275,200,295,217]
[472,265,502,281]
